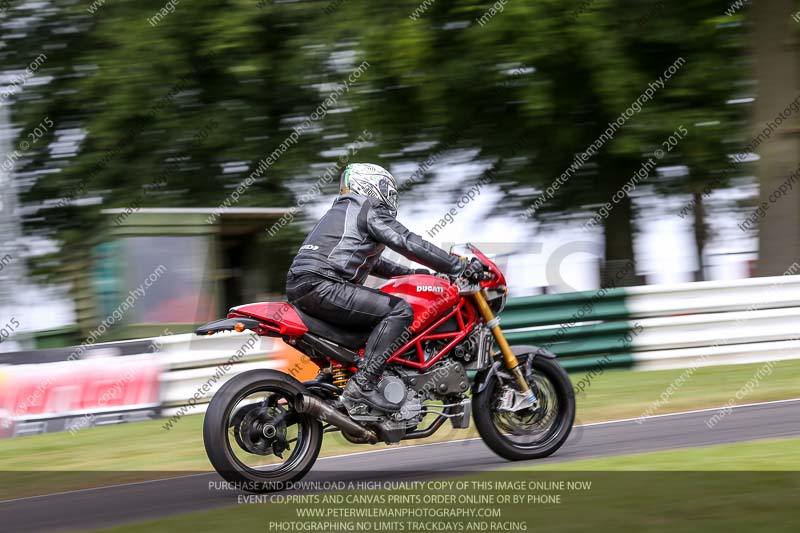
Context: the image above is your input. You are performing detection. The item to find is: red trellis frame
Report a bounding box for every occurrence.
[386,299,477,371]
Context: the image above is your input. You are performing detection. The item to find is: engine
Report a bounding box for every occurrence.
[338,324,494,444]
[431,327,493,370]
[342,358,471,443]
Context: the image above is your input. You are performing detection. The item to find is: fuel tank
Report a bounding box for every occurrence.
[380,274,460,332]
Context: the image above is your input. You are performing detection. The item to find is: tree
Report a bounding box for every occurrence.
[751,0,800,276]
[4,0,752,288]
[304,0,749,284]
[5,0,363,273]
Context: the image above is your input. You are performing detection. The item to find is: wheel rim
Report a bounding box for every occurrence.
[224,385,312,477]
[489,369,565,450]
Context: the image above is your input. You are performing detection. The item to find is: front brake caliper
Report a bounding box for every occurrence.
[498,387,539,412]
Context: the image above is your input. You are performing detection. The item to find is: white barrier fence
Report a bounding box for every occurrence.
[626,274,800,370]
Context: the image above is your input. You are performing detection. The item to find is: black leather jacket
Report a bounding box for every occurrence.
[288,193,463,284]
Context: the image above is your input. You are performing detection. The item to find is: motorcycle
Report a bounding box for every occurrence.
[196,243,575,491]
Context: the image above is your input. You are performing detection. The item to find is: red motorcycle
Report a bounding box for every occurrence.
[197,244,575,491]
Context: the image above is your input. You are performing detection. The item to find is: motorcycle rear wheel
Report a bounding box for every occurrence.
[203,369,323,493]
[473,354,575,461]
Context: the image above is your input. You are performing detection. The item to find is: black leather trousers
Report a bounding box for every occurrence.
[286,272,413,389]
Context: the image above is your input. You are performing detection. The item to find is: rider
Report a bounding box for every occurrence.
[286,163,484,412]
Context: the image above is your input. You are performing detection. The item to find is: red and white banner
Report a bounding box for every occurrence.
[0,355,162,437]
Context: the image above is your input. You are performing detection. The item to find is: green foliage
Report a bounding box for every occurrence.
[2,0,750,268]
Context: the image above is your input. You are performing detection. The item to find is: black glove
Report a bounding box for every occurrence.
[461,257,487,283]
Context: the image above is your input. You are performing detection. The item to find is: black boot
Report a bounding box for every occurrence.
[343,374,402,412]
[343,299,413,413]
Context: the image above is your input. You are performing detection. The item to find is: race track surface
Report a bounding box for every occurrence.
[2,398,799,532]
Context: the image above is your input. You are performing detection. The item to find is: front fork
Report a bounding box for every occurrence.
[471,290,537,406]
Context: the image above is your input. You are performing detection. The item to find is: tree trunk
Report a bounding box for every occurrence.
[693,190,707,281]
[602,192,638,287]
[753,0,800,276]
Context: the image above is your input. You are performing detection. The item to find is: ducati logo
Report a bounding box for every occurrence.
[416,286,444,293]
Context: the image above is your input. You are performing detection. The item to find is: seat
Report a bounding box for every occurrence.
[293,307,372,350]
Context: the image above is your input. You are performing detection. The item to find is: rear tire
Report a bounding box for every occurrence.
[203,369,323,492]
[473,354,575,461]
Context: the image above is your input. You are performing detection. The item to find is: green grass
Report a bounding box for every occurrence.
[94,437,800,533]
[1,359,798,499]
[525,436,800,471]
[570,358,799,423]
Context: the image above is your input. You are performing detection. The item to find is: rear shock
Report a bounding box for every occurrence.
[331,366,352,390]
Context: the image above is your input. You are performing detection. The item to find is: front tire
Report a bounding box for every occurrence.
[203,369,323,492]
[473,354,575,461]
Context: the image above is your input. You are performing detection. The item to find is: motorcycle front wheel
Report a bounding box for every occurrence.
[473,354,575,461]
[203,369,323,492]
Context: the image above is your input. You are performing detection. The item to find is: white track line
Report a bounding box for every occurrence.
[576,397,800,427]
[0,472,213,505]
[2,397,799,504]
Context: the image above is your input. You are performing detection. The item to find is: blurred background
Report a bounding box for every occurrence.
[1,3,800,531]
[5,0,795,349]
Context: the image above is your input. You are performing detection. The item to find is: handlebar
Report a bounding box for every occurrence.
[449,258,494,283]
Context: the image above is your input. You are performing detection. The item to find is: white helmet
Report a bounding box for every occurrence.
[339,163,399,215]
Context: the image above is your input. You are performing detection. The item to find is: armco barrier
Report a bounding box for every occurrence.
[2,273,799,436]
[502,272,800,371]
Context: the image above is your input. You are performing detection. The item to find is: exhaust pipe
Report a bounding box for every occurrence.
[295,394,378,444]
